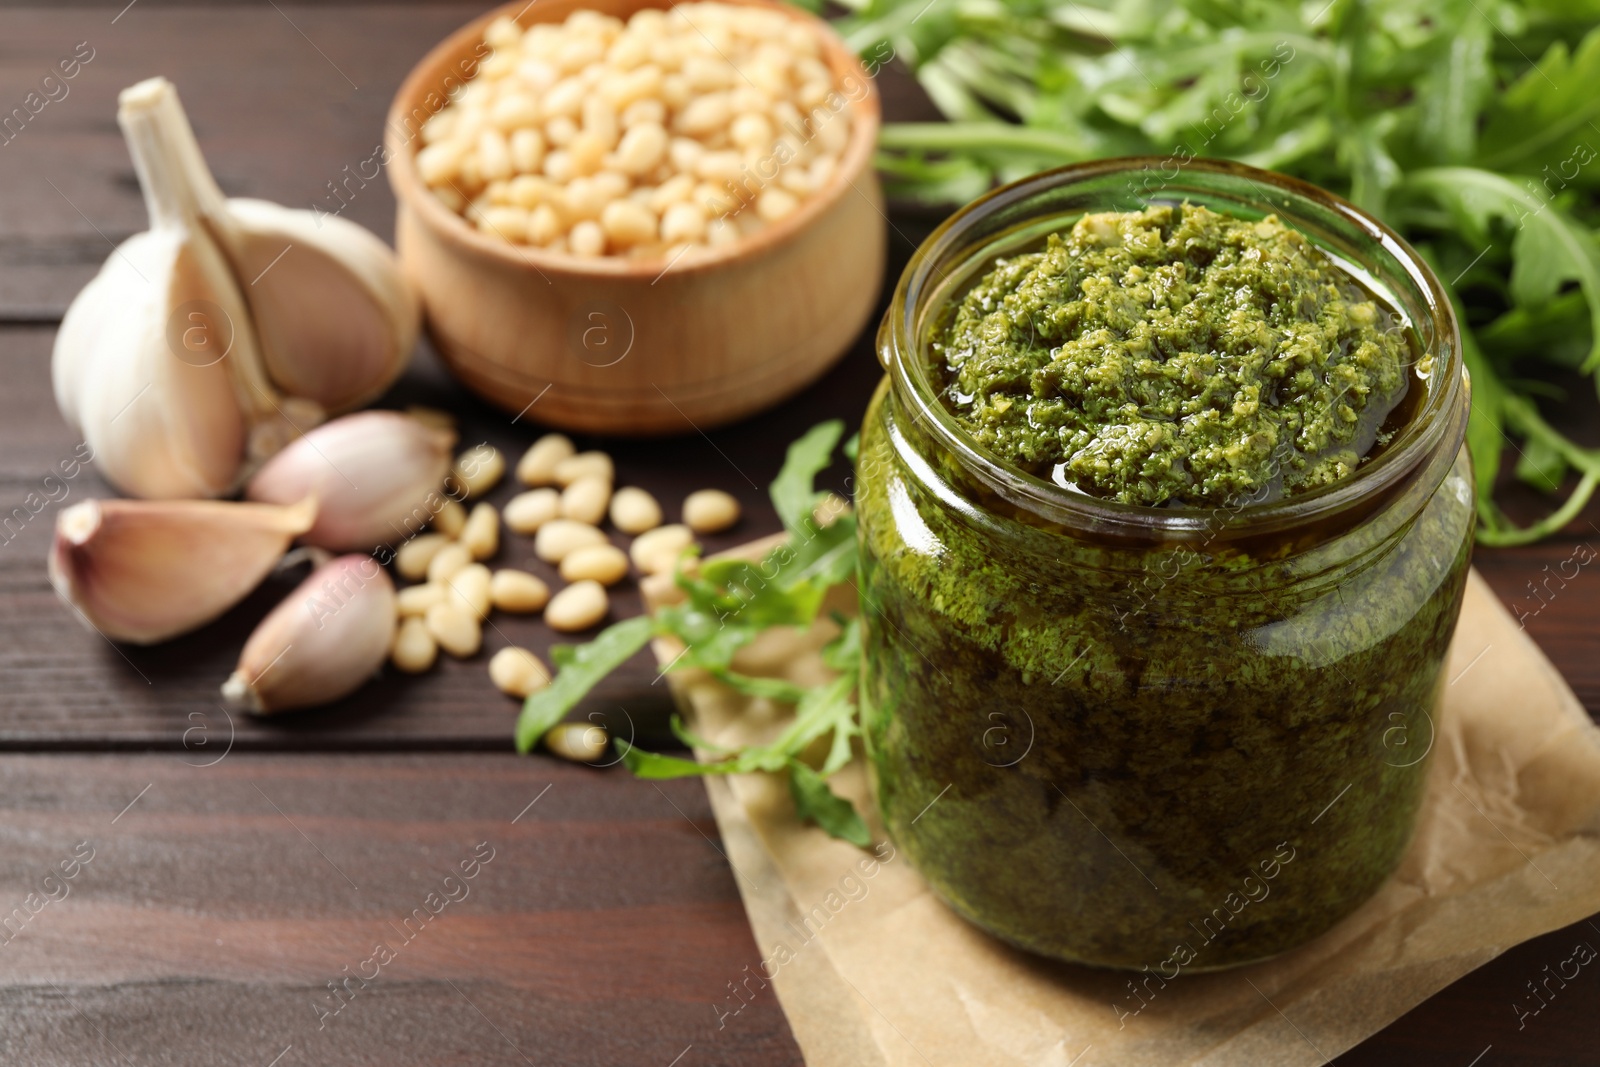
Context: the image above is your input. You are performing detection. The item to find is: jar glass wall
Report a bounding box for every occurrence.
[855,158,1474,970]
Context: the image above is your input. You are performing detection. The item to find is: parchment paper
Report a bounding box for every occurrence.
[644,558,1600,1067]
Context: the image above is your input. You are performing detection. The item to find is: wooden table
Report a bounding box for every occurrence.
[1,5,1595,1064]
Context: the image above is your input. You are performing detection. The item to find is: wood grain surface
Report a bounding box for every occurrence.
[0,753,803,1066]
[1,3,1598,1065]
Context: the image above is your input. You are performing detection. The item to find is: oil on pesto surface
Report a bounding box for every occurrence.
[933,204,1412,506]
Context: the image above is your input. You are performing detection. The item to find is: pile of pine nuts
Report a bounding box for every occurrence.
[386,410,744,761]
[413,3,856,258]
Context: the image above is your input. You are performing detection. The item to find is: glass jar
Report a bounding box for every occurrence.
[856,158,1473,970]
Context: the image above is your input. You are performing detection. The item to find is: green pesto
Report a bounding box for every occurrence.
[855,376,1473,968]
[933,204,1411,507]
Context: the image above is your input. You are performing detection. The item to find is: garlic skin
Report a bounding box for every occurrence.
[129,76,416,414]
[53,79,295,500]
[244,410,456,551]
[48,496,316,645]
[223,553,396,714]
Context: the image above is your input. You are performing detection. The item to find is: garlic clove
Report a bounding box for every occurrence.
[53,233,253,499]
[223,553,396,714]
[48,496,316,645]
[126,76,417,416]
[244,410,455,552]
[52,77,312,500]
[218,201,419,414]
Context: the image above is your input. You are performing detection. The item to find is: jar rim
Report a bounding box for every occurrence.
[882,156,1466,540]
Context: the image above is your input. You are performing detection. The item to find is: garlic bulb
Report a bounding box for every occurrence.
[223,554,396,714]
[49,496,316,645]
[126,77,416,412]
[52,77,419,500]
[244,411,456,551]
[52,80,303,499]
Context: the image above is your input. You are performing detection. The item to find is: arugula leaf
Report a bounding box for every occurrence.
[1415,23,1492,165]
[615,738,729,779]
[1475,26,1600,181]
[515,616,653,753]
[700,670,812,704]
[775,514,860,590]
[770,419,844,534]
[616,671,866,841]
[1517,434,1570,493]
[1408,167,1600,371]
[821,617,863,674]
[1478,291,1594,371]
[789,763,871,847]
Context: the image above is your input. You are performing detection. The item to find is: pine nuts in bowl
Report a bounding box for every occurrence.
[386,0,885,435]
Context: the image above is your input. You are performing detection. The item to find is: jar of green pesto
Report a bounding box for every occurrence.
[856,158,1473,971]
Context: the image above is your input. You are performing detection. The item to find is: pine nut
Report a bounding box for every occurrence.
[570,219,606,256]
[660,201,707,244]
[461,502,500,561]
[630,523,695,575]
[396,532,452,582]
[545,580,609,631]
[560,544,629,586]
[554,451,615,487]
[504,489,562,535]
[560,475,612,525]
[426,541,473,583]
[518,434,578,486]
[489,646,552,698]
[535,519,607,563]
[545,722,609,762]
[600,199,658,247]
[614,98,659,129]
[391,616,438,673]
[609,486,662,534]
[757,187,799,223]
[683,489,741,533]
[425,602,482,658]
[447,562,493,618]
[451,444,505,499]
[396,582,448,617]
[490,569,551,614]
[614,121,667,175]
[433,498,468,537]
[677,92,730,135]
[510,127,546,173]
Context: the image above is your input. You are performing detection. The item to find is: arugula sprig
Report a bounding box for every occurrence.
[839,0,1600,544]
[514,421,870,846]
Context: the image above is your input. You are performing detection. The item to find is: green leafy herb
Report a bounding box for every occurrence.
[770,419,845,533]
[836,0,1600,543]
[789,762,871,847]
[515,615,653,753]
[522,424,871,847]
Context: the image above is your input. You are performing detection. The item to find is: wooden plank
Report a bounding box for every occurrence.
[1347,913,1600,1066]
[0,752,803,1065]
[0,749,1595,1065]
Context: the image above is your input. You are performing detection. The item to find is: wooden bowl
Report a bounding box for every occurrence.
[385,0,885,435]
